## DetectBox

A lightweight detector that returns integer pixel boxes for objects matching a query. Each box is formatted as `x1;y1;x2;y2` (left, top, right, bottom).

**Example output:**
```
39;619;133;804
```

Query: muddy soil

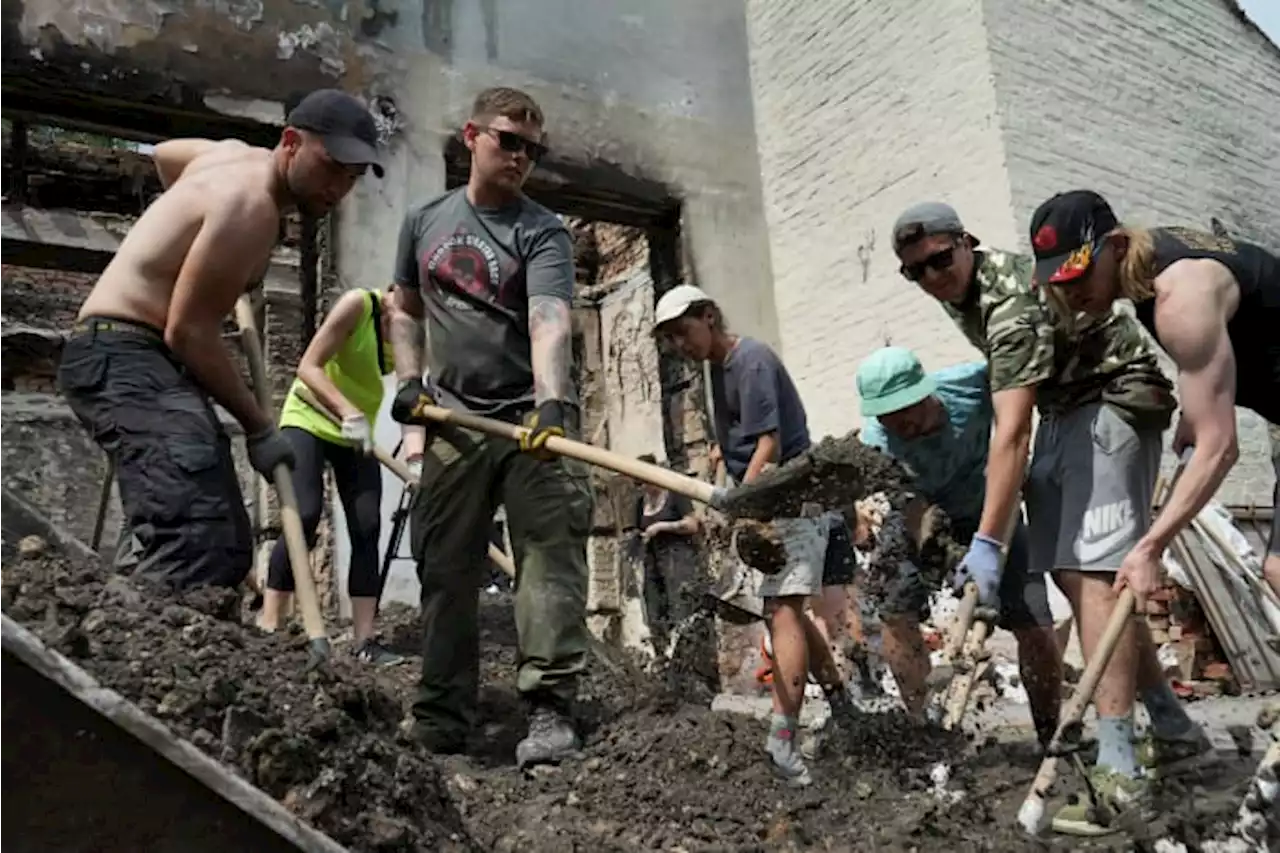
3;544;1256;852
722;431;917;521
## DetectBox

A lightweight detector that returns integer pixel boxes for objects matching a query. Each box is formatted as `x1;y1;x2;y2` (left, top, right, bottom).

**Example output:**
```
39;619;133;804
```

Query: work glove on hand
340;414;374;455
390;378;435;426
519;400;566;460
951;533;1003;613
247;426;295;476
405;455;424;482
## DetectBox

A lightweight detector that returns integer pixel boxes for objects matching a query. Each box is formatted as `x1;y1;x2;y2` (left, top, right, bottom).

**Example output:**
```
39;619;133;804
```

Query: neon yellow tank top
278;289;395;444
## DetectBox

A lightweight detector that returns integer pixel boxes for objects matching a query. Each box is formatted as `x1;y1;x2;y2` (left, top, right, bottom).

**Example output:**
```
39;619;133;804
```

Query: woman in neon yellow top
259;285;424;665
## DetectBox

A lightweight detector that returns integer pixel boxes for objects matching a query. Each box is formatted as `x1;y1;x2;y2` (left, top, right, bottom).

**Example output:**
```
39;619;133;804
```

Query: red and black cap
1029;190;1118;286
287;89;384;178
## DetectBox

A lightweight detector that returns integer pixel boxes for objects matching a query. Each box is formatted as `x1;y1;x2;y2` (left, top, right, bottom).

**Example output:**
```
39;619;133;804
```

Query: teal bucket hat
856;347;936;417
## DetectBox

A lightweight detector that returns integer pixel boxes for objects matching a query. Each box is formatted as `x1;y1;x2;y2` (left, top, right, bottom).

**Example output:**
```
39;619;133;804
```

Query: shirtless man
58;89;383;591
1031;190;1280;603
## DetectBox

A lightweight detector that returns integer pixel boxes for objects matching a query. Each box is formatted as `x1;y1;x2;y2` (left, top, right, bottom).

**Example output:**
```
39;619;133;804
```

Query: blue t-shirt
860;362;991;529
710;337;812;483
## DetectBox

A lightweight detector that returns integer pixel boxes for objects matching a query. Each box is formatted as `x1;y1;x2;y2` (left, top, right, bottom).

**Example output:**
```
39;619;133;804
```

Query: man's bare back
78;139;280;331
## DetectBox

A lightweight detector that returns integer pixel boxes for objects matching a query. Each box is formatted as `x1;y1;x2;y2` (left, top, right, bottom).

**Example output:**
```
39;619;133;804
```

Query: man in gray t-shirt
387;87;592;771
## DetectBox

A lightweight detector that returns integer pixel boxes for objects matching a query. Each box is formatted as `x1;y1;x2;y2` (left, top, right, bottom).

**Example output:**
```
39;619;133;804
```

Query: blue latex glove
951;533;1003;608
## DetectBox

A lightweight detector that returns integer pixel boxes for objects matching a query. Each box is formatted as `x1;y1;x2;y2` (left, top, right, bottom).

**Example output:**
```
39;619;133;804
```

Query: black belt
74;316;165;342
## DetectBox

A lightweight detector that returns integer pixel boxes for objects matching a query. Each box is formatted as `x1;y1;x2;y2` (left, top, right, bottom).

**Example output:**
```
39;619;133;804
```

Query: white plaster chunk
598;275;665;463
19;0;173;53
276;21;346;77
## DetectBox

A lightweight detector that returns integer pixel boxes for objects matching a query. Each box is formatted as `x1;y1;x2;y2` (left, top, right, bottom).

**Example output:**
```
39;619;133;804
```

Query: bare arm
295;290;368;420
743;431;781;484
1135;266;1240;557
165;193;279;434
530;294;575;405
152;139;223;189
979;386;1036;541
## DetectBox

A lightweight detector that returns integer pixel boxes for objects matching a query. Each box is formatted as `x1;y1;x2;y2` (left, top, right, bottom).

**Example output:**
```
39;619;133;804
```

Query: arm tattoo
390;310;426;380
529;294;574;405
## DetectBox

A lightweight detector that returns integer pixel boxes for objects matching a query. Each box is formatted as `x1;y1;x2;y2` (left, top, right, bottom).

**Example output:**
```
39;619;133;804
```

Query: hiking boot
1137;726;1218;780
766;727;813;787
354;639;405;667
515;705;581;769
1051;765;1152;837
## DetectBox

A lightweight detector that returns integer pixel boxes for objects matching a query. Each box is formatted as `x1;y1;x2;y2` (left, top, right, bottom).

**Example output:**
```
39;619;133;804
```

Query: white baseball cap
653;283;715;327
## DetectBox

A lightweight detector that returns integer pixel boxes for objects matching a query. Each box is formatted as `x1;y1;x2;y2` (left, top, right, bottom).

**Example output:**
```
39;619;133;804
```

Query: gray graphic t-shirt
393;187;575;419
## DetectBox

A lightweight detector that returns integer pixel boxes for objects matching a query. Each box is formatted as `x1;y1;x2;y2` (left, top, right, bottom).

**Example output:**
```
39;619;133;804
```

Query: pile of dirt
5;540;1251;852
721;430;918;521
3;548;473;852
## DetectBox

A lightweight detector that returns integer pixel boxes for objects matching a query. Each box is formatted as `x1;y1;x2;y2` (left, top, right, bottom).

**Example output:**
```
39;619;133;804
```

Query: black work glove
390;377;436;426
519;400;566;460
246;426;295;475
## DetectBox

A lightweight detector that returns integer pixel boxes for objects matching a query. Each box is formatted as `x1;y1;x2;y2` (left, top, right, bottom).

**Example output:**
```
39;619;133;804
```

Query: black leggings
266;427;383;598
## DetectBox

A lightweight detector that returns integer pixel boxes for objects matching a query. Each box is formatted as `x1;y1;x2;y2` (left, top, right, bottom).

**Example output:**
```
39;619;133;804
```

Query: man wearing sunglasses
893;203;1209;835
388;87;592;771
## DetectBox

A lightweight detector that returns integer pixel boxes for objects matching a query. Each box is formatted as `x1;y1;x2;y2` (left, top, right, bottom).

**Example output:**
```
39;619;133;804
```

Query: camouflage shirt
942;250;1175;431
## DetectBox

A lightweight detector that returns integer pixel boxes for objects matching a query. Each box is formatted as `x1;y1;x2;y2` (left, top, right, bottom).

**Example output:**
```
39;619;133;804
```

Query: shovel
294;385;630;676
939;499;1022;730
404;403;888;522
235;298;330;668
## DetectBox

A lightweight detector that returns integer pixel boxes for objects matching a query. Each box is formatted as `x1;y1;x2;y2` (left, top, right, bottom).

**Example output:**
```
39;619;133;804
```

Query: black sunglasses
477;126;548;163
900;247;957;282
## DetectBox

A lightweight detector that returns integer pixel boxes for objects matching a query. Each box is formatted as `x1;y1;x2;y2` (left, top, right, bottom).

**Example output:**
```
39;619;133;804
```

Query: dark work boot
515;703;581;769
408;719;467;756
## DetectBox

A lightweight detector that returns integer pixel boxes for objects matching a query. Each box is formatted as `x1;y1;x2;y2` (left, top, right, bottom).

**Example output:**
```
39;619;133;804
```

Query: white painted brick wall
984;0;1280;504
746;0;1277;507
746;0;1018;440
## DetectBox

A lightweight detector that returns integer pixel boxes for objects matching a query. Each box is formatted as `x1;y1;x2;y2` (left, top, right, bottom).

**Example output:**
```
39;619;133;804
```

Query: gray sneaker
766;727;813;787
516;705;581;769
354;639;405;666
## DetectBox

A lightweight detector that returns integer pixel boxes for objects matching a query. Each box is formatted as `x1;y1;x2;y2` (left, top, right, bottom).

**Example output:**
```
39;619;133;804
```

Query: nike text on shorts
1025;403;1161;572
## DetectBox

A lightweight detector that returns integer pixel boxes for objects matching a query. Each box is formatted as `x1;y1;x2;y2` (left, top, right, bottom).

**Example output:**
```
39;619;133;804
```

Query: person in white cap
653;283;854;786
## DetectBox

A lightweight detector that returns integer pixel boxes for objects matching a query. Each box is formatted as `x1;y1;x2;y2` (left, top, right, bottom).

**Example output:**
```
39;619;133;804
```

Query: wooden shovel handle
293;385;513;577
411;403;723;508
234;297;328;645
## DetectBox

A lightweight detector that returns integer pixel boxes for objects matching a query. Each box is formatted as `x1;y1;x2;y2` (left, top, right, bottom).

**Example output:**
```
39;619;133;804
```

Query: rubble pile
1;541;1255;852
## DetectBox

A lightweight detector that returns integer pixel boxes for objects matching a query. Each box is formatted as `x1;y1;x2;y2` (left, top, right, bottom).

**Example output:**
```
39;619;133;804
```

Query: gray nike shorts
1025;403;1162;573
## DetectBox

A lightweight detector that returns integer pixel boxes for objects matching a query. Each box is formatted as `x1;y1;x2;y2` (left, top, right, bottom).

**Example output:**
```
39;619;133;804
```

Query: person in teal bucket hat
854;346;1062;749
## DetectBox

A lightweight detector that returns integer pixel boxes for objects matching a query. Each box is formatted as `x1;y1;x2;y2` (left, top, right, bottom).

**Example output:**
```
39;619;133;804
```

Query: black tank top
1134;227;1280;425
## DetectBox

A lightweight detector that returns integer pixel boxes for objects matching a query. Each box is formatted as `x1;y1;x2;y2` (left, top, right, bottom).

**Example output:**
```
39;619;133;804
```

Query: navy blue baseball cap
287;89;384;178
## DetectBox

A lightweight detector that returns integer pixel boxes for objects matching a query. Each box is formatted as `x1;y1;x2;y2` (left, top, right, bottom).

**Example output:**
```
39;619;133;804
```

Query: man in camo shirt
892;203;1212;836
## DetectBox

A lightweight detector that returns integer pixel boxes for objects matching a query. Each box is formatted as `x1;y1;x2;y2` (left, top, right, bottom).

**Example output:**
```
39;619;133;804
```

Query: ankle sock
1096;713;1140;778
1141;680;1196;739
769;713;798;739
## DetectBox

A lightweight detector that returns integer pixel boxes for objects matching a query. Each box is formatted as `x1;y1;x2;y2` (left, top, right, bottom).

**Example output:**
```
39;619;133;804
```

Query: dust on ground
3;545;1261;852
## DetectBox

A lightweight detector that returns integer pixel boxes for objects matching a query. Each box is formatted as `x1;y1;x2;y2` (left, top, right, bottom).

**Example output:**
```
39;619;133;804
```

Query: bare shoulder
1154;257;1239;318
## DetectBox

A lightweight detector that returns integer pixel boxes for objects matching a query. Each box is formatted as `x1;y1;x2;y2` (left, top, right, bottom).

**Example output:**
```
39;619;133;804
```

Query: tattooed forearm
390;289;426;380
529;294;574;405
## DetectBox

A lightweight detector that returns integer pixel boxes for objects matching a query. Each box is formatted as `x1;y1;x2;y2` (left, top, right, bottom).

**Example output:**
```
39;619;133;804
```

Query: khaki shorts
754;516;829;599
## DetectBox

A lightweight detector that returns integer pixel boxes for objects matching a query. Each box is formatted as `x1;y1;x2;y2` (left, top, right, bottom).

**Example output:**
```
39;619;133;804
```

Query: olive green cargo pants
408;417;593;745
